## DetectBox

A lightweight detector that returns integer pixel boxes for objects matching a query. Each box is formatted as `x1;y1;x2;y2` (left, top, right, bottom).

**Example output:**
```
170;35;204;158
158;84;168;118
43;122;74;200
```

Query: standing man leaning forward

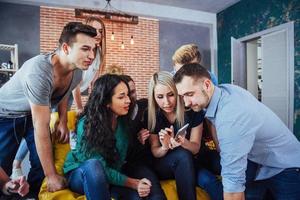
0;22;97;196
174;63;300;200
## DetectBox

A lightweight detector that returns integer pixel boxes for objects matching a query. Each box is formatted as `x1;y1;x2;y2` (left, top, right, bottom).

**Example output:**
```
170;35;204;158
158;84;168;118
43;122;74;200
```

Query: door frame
231;21;294;131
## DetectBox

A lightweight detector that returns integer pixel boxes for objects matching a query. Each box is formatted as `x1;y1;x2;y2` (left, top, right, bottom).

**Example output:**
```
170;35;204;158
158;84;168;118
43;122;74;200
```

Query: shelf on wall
0;69;17;72
0;44;19;87
0;43;19;70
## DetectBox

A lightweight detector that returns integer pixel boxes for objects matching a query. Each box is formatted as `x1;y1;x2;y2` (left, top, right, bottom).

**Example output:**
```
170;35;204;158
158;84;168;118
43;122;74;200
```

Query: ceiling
129;0;240;13
0;0;240;14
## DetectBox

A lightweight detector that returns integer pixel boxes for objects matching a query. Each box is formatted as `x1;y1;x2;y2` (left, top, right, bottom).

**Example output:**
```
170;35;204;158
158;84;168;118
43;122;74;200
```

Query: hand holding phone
174;123;189;140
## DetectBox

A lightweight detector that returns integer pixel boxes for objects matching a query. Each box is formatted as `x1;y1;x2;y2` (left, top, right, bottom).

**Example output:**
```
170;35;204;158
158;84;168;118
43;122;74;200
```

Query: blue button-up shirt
206;84;300;193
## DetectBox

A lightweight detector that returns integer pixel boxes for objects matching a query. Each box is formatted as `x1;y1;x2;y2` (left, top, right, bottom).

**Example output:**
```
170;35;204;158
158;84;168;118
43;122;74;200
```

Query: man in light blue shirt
174;63;300;200
172;44;222;200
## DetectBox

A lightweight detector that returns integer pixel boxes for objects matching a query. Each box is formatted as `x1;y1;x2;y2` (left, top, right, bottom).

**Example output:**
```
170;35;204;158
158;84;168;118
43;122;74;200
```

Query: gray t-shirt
0;53;82;117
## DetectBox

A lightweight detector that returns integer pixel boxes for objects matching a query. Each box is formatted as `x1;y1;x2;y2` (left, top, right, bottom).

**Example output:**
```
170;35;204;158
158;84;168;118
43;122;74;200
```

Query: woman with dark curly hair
63;74;165;200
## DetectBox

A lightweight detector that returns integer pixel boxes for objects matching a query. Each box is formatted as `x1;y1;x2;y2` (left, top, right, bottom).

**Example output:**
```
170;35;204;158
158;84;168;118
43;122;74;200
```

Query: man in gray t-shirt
0;22;97;197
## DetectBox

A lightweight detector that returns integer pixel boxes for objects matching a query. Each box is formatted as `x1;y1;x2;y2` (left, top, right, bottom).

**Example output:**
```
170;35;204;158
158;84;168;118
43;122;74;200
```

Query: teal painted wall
217;0;300;138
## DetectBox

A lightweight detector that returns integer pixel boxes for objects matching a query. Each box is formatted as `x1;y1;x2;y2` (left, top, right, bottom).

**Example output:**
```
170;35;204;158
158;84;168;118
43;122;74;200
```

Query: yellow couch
39;111;210;200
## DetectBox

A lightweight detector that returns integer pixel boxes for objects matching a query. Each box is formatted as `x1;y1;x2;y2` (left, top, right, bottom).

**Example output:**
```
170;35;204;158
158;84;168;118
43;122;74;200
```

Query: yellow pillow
39;111;210;200
161;180;210;200
39;111;85;200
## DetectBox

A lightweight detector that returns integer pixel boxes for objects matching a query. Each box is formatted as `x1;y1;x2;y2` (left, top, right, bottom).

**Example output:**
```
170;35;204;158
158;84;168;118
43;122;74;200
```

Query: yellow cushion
161;180;210;200
39;111;210;200
39;111;85;200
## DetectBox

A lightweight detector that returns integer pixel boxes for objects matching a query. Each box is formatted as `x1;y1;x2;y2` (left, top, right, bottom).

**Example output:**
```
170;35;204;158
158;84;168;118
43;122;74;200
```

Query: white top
80;48;101;92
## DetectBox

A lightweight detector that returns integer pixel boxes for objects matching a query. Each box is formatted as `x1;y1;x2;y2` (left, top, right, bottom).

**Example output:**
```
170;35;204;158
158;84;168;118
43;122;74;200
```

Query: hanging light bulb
130;35;134;45
120;24;125;49
111;31;115;41
111;20;115;41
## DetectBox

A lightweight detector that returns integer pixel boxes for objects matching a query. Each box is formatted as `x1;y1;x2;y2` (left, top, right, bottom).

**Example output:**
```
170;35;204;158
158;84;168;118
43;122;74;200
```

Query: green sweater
63;116;129;186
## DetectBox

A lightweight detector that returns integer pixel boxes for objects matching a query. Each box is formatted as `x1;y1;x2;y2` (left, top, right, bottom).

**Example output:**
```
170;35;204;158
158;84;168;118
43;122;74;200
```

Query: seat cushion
39;111;210;200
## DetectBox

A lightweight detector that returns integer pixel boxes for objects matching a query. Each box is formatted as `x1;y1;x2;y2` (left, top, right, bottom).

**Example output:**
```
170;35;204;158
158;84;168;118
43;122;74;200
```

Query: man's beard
192;89;209;111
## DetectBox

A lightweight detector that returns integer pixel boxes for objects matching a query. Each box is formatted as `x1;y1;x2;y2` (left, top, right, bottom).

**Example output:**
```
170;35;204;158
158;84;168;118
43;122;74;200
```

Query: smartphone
174;123;189;140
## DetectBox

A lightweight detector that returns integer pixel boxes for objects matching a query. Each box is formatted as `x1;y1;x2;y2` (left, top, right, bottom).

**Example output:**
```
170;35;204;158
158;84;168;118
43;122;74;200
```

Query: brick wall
40;6;159;101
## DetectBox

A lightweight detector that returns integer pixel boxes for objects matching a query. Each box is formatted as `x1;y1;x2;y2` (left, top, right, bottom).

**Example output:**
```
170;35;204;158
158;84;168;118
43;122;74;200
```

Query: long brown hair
81;74;129;166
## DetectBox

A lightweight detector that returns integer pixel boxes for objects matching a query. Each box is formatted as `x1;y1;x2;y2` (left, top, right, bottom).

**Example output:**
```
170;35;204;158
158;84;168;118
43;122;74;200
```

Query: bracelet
161;146;168;151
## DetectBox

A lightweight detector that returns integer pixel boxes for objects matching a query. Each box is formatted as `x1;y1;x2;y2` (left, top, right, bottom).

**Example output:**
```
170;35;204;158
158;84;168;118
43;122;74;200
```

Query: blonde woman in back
142;71;204;200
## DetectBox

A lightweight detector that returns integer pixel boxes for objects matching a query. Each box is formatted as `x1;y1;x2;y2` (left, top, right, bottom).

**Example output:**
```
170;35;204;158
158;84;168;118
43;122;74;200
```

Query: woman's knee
83;159;104;169
197;168;218;188
81;159;106;180
173;148;194;164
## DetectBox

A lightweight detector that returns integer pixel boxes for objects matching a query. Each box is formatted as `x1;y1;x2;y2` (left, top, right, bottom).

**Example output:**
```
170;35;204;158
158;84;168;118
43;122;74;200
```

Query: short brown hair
173;63;211;84
58;22;96;48
172;43;201;66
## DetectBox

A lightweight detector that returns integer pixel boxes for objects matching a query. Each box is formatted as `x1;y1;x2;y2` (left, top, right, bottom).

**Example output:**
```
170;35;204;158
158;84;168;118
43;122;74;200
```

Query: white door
246;40;259;99
231;37;246;88
261;30;291;129
231;22;294;132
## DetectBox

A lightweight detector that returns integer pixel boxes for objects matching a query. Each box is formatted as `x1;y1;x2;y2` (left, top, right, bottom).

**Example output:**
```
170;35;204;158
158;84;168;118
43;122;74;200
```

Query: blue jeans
197;147;221;175
14;139;28;161
0;116;44;197
245;160;300;200
196;149;223;200
152;147;196;200
67;159;166;200
111;162;166;200
66;159;110;200
197;167;223;200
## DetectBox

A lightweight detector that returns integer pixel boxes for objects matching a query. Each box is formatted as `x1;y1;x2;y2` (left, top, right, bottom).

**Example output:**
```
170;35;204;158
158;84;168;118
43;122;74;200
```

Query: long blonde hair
85;16;106;74
148;71;185;132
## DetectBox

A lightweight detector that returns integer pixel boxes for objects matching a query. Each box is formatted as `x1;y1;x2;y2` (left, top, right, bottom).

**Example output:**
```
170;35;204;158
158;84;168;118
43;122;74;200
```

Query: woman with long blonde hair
145;71;204;200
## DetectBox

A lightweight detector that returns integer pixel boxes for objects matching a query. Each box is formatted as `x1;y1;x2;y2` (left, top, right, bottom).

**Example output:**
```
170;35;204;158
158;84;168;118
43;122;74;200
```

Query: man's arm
217;122;255;199
224;192;245;200
30;103;66;192
56;96;69;143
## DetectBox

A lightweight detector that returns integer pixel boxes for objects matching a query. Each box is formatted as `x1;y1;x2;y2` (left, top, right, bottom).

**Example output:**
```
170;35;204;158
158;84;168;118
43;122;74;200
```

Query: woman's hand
158;129;172;149
165;125;184;149
164;125;175;138
137;129;150;145
137;178;152;197
170;135;185;149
